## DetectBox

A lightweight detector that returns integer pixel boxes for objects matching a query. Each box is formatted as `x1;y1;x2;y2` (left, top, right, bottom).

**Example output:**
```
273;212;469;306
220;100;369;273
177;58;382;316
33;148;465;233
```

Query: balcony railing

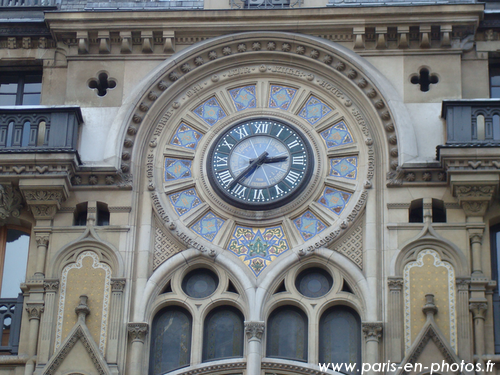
0;294;23;354
442;99;500;146
0;0;56;7
0;106;83;153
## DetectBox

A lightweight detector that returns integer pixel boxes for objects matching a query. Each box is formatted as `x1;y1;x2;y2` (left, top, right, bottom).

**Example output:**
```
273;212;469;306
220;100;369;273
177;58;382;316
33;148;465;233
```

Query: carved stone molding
20;182;69;220
26;303;44;320
110;278;126;292
36;234;50;247
176;362;246;375
0;183;23;224
127;323;149;343
244;321;265;341
469;302;488;320
362;322;383;342
388;278;404;291
451;182;497;217
44;279;60;292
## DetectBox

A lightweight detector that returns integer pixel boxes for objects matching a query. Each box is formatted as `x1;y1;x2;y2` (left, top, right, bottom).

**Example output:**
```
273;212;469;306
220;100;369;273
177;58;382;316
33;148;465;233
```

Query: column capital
245;321;265;341
388;278;404;291
469;302;488;319
362;322;383;342
44;279;59;292
128;322;149;343
26;302;44;320
36;234;50;247
111;278;126;292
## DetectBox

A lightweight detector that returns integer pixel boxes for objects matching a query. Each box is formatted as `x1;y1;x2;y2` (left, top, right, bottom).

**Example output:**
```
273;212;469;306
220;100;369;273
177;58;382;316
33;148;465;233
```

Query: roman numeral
218;170;233;186
235;127;248;139
253;189;265;200
216;156;228;166
292;155;305;165
287;140;300;149
285;171;301;185
222;139;234;150
232;184;247;197
254;123;269;133
276;128;283;137
275;185;284;195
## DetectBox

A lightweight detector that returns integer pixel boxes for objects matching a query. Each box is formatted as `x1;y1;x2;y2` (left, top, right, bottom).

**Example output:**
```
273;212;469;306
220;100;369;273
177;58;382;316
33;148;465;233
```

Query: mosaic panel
228;226;289;276
330;156;358;179
317;187;351;215
169;188;202;216
320;121;354;148
229;85;257;111
191;212;225;241
298;96;332;124
269;85;297;110
164;159;192;181
193;97;226;126
403;250;456;354
293;211;327;241
170;123;202;150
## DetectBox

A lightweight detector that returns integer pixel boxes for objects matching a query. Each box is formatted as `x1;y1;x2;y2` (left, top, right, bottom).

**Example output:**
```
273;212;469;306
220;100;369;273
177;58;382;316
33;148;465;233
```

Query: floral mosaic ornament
317;187;351;215
298;96;332;124
191;212;225;241
229;85;257;111
293;211;327;241
269;85;297;110
330;156;358;179
193;97;226;126
169;189;201;216
164;159;192;181
228;226;289;276
170;123;202;150
320;121;354;148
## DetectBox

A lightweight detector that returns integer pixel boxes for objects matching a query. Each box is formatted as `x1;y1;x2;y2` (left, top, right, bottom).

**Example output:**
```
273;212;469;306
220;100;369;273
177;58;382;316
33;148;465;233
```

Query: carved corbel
245;321;265;341
120;31;132;53
141;31;153;53
163;31;175;53
451;180;497;217
98;30;110;54
362;322;383;343
376;27;387;49
398;26;409;49
20;179;69;221
0;183;23;225
77;31;89;54
441;25;452;47
128;323;149;343
353;27;365;49
420;26;431;48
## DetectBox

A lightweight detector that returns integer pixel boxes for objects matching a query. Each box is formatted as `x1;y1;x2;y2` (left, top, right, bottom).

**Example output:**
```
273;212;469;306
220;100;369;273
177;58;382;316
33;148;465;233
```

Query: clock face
207;119;313;210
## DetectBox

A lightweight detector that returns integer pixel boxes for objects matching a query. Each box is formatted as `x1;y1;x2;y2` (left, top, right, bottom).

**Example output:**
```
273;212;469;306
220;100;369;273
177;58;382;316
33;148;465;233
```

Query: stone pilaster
37;280;59;365
107;278;126;364
456;279;472;362
387;278;403;362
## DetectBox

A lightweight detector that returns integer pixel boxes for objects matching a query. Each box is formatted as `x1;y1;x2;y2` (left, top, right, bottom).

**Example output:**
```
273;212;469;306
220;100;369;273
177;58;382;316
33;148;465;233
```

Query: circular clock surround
207;118;314;211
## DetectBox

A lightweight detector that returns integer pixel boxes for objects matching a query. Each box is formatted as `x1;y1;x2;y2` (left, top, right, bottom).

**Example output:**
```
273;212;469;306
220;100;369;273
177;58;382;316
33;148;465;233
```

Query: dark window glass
491;224;500;353
319;306;361;375
149;306;192;375
432;199;446;223
202;306;244;362
267;306;307;361
295;267;333;298
409;199;423;223
0;72;42;106
182;269;218;298
492;65;500;98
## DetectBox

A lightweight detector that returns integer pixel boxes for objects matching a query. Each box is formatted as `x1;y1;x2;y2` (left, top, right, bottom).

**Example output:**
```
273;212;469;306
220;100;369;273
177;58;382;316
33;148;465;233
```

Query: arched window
202;306;244;362
267;305;308;362
149;306;192;375
319;306;361;375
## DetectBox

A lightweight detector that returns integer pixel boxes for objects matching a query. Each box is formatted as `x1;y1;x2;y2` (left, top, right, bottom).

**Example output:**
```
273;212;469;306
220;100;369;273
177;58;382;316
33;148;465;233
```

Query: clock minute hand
248;155;288;164
228;151;268;189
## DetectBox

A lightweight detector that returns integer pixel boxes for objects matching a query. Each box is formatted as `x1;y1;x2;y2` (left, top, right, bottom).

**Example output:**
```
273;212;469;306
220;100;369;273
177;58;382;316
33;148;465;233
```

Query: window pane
492;87;500;98
0;95;16;106
1;229;29;298
22;94;40;105
319;306;361;375
492;76;500;86
23;83;41;94
150;306;192;375
0;84;18;94
267;306;308;361
203;306;244;361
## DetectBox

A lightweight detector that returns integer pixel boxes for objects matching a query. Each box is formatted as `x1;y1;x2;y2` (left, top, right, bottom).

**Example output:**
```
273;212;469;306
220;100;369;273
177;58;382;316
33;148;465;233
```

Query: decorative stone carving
362;322;383;342
0;183;23;224
44;279;60;292
110;278;126;292
388;279;404;291
127;323;149;343
21;185;67;220
26;303;44;320
469;302;488;320
36;235;50;247
244;321;265;341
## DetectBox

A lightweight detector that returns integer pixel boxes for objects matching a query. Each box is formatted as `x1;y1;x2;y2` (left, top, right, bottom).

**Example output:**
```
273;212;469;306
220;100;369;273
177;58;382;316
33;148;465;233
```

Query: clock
207;119;313;210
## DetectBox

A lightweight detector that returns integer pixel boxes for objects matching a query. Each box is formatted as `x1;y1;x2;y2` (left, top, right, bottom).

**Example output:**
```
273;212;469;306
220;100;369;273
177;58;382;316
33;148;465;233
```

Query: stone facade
0;0;500;374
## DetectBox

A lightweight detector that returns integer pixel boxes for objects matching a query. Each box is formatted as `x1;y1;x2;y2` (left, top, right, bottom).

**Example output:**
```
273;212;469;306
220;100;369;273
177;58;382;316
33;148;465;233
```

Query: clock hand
228;151;268;189
248;155;288;164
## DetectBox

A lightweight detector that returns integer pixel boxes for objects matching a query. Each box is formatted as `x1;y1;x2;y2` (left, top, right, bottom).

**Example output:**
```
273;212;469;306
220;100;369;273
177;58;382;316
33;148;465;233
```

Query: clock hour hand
228;151;268;189
248;155;288;164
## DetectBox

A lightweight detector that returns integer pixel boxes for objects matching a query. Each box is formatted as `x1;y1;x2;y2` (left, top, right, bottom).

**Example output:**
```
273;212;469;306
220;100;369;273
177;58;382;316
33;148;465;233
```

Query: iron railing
0;294;23;354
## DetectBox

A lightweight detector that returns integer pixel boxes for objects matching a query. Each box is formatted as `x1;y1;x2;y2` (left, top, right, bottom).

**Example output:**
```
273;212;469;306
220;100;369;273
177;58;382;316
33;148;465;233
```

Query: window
491;224;500;353
409;199;423;223
432;199;446;223
202;306;244;362
491;65;500;98
319;306;361;375
149;306;192;375
0;71;42;106
96;202;110;226
267;305;308;361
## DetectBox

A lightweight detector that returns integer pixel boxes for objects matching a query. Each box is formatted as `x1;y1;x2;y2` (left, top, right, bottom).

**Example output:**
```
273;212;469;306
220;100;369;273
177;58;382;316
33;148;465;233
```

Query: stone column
387;278;403;362
470;302;488;369
127;323;149;375
24;302;44;375
245;321;265;375
456;279;472;362
34;234;50;276
362;322;383;374
470;232;484;275
107;278;126;365
37;280;59;365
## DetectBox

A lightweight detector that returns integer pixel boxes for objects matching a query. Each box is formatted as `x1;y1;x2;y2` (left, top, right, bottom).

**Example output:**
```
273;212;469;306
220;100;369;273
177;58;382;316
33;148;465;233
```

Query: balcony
0;0;56;7
0;294;23;354
0;106;83;154
441;99;500;146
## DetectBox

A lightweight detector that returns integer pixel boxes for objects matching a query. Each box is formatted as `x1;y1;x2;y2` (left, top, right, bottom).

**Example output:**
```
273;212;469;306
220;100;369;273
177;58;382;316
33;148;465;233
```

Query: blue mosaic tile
164;159;192;181
228;226;289;276
191;212;224;241
193;97;226;126
320;121;354;148
269;85;297;110
170;123;202;150
169;188;202;216
293;211;327;241
229;85;256;111
330;156;358;179
317;187;351;215
298;96;332;124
